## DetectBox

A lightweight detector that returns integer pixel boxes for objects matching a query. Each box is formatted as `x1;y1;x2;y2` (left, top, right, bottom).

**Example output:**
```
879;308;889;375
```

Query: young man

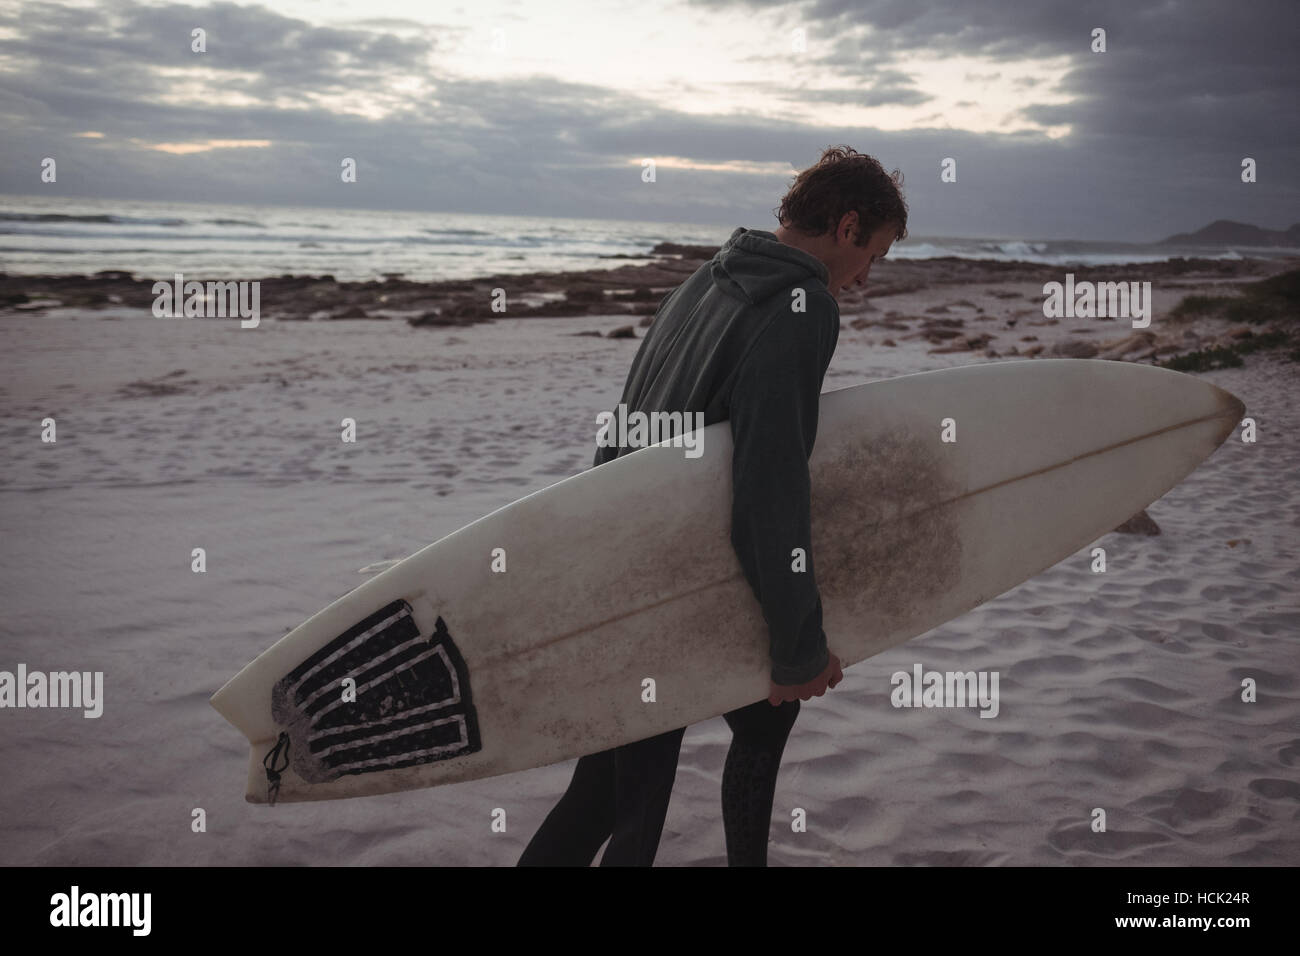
518;145;908;867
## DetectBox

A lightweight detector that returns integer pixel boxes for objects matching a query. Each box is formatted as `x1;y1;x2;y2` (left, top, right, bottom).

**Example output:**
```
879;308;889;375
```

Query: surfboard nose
1203;381;1247;445
1211;383;1247;423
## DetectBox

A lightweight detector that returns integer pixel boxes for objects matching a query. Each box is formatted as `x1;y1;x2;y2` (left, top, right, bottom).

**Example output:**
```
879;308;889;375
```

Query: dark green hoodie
594;227;839;685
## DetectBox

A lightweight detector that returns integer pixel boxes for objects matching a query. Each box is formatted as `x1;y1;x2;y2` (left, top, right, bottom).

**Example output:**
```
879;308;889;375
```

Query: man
518;145;908;867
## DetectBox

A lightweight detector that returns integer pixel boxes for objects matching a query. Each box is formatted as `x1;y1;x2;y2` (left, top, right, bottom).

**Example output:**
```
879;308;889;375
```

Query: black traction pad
270;599;481;784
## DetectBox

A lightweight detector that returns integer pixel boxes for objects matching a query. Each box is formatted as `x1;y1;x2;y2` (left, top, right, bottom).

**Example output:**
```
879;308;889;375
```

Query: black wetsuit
518;227;839;866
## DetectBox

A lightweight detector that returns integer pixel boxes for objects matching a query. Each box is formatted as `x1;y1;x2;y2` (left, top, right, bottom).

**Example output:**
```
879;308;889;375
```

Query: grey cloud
0;0;1295;240
690;0;1300;144
0;0;436;95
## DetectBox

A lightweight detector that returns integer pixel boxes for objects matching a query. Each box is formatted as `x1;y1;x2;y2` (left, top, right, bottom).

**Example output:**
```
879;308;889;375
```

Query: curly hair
775;145;908;245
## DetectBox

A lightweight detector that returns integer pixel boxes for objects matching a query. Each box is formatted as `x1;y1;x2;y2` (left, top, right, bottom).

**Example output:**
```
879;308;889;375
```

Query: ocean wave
0;212;185;226
982;240;1049;257
420;228;492;237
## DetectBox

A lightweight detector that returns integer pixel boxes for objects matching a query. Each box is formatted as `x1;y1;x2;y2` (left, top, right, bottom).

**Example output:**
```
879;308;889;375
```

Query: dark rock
1050;339;1100;358
409;310;477;327
930;333;992;354
1113;508;1161;535
566;285;608;303
525;300;591;317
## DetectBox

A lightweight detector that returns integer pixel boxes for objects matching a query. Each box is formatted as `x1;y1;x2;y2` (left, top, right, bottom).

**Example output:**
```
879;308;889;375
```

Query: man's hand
768;652;843;705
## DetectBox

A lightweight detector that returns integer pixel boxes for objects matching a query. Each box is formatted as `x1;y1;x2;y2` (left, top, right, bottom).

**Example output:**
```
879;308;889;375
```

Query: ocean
1;194;1291;282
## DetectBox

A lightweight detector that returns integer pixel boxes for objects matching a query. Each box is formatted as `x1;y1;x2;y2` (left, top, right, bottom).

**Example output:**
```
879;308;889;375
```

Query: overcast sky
2;0;1296;240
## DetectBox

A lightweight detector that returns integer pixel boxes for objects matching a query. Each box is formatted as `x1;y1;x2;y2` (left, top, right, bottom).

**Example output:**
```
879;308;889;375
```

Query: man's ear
837;211;858;244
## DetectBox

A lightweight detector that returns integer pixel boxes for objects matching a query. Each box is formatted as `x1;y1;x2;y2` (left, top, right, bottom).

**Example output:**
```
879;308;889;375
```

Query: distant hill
1158;219;1300;247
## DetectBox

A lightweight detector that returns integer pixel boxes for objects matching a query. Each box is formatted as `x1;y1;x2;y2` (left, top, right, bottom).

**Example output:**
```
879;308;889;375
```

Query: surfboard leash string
263;731;291;806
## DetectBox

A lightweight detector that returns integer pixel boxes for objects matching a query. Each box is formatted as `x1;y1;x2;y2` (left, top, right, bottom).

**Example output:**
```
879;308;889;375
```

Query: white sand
1;301;1296;866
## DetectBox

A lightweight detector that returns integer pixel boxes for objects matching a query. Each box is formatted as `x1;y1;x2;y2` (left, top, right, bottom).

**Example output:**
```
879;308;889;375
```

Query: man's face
827;219;896;300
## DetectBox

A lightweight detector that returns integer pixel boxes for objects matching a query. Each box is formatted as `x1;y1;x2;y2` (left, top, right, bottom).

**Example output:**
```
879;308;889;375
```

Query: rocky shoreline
2;248;1296;366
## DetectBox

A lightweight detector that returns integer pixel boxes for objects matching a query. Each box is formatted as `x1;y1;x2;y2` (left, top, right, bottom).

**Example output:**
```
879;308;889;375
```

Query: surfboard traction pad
268;599;481;789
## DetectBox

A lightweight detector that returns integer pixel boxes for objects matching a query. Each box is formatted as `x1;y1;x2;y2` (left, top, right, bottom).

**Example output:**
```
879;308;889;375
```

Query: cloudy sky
2;0;1296;239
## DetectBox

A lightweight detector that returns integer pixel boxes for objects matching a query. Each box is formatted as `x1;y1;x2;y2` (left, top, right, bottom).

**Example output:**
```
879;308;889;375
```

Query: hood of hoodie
709;227;831;305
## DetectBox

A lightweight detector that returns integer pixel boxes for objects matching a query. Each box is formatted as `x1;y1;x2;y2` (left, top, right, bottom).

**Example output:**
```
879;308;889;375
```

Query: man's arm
728;293;838;686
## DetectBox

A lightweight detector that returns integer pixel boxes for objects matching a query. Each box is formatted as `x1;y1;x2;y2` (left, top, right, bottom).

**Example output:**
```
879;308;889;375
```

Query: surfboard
211;359;1245;804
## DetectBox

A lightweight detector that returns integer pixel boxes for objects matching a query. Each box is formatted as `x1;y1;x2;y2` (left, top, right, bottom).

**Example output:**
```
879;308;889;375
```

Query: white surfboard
211;359;1244;804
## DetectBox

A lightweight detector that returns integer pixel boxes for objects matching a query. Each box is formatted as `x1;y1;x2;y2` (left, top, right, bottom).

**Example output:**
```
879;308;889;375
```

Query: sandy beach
1;254;1297;866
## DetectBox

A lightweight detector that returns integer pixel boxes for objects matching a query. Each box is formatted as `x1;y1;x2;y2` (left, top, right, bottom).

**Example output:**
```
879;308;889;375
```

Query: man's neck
773;225;833;271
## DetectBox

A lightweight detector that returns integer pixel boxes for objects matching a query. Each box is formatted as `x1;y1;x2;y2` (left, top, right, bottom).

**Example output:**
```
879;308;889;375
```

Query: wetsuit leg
721;698;800;867
600;725;688;866
517;749;615;866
